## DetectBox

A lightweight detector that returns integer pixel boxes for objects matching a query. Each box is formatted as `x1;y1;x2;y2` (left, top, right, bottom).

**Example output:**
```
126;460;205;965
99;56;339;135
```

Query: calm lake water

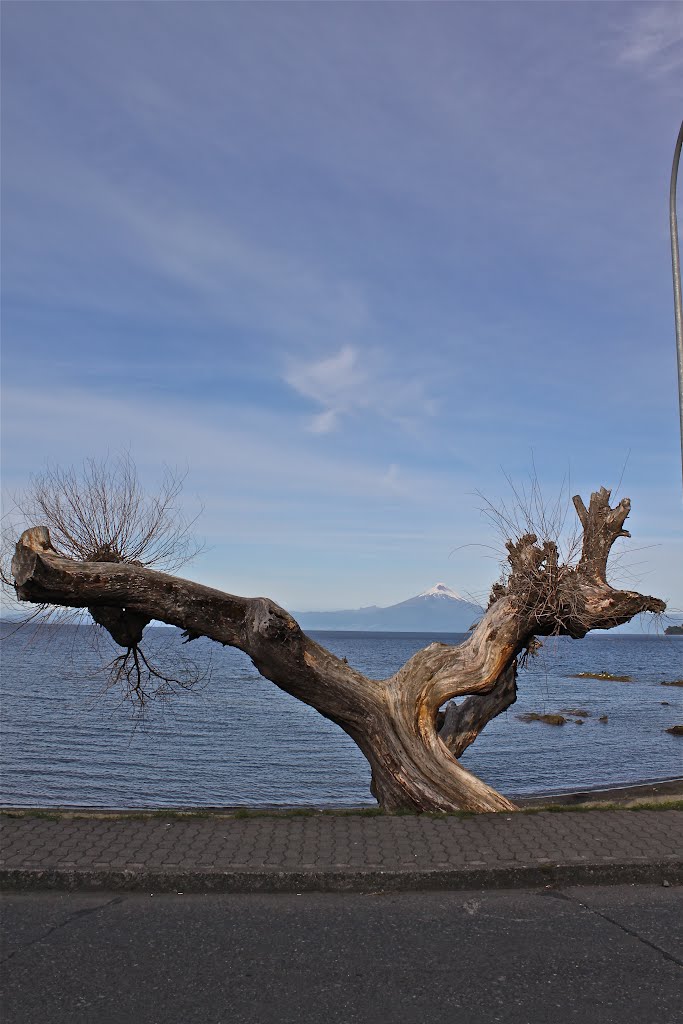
0;624;681;807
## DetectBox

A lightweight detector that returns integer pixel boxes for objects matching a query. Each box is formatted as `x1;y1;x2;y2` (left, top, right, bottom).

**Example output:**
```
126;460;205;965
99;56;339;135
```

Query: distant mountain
294;583;484;633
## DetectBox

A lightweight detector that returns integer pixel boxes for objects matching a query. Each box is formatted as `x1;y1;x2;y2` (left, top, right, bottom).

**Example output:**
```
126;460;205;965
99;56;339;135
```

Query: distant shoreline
3;620;683;637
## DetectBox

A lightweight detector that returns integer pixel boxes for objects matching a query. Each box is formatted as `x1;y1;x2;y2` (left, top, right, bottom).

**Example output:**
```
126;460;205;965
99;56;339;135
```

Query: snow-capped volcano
294;583;484;632
417;582;466;601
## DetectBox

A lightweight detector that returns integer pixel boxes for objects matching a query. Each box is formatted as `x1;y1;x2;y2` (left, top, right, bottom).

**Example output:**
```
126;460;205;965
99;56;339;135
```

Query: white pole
670;120;683;492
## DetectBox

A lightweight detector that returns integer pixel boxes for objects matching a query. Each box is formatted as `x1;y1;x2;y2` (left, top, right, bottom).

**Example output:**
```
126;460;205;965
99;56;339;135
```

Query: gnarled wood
11;489;665;813
438;663;518;759
573;487;631;582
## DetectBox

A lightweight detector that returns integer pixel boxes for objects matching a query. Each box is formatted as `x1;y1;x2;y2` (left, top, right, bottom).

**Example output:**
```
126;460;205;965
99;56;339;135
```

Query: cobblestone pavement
1;810;681;892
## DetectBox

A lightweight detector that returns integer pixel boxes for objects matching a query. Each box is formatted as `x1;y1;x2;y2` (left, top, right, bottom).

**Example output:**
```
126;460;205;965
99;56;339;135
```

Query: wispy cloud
1;384;446;507
284;345;438;433
285;346;367;433
616;3;683;77
3;2;683;608
3;153;371;345
1;380;484;606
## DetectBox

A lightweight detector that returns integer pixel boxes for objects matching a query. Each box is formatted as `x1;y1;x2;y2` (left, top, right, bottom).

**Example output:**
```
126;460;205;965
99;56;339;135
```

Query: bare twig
2;454;203;707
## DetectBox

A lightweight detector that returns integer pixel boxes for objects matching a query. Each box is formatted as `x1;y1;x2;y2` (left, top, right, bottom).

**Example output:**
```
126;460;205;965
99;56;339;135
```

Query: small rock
517;713;567;726
662;880;671;888
571;672;631;682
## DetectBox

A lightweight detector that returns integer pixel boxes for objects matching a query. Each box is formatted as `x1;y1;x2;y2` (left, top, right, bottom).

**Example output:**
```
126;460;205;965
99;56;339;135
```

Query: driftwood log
11;487;665;813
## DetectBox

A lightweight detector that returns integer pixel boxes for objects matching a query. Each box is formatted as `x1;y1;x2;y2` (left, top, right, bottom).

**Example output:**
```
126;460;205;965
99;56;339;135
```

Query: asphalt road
1;886;681;1024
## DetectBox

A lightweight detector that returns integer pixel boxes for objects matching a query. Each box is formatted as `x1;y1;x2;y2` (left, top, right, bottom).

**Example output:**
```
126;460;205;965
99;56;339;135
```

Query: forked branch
573;487;631;582
10;487;665;813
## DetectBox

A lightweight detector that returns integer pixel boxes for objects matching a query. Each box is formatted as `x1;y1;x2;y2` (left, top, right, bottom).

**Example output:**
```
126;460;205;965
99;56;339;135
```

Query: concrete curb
2;860;681;894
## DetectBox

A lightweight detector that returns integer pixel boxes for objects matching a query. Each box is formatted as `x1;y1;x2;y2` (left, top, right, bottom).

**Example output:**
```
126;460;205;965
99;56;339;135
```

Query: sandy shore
516;777;683;808
2;778;682;817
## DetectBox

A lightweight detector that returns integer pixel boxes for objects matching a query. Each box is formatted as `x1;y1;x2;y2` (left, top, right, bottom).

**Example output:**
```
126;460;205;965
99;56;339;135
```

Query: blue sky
2;1;682;613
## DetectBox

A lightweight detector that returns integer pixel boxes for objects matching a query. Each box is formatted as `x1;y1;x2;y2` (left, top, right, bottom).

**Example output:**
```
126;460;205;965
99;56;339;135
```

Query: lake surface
1;624;681;807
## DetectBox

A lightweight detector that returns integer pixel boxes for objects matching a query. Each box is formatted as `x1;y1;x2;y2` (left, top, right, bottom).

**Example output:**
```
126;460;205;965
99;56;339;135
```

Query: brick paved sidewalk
1;810;681;893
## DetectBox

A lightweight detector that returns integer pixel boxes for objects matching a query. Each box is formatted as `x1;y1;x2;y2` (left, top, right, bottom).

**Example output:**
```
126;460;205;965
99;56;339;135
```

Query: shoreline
515;776;683;807
2;777;682;817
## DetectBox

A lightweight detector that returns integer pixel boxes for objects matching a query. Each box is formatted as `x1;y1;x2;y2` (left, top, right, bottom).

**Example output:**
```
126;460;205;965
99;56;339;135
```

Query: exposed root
105;642;208;715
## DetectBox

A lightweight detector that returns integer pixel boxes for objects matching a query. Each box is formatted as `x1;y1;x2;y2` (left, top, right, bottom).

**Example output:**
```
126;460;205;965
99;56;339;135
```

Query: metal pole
670;119;683;492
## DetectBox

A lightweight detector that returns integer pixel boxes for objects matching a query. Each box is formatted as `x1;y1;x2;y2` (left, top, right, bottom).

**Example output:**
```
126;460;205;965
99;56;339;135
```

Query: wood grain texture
11;491;665;813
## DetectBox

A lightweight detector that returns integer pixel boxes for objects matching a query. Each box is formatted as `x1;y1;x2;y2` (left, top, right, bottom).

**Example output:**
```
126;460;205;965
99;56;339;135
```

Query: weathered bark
11;488;665;813
438;663;518;759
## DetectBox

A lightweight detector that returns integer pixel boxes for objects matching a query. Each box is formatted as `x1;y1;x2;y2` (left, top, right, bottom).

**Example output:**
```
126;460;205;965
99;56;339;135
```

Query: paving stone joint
1;809;681;893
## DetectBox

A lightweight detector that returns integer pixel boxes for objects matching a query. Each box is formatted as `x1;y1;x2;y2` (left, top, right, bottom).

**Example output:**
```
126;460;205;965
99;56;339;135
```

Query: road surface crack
546;890;682;968
1;895;126;965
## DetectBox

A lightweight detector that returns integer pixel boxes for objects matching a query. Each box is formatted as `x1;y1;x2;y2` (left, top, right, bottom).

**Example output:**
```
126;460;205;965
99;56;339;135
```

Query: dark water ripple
1;624;681;807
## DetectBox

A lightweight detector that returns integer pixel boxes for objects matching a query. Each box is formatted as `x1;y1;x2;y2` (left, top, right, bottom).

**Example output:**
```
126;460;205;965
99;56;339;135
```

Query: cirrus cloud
284;344;438;434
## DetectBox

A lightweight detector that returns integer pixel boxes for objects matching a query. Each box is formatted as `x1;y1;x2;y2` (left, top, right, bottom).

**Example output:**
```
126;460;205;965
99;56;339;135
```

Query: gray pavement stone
0;809;681;892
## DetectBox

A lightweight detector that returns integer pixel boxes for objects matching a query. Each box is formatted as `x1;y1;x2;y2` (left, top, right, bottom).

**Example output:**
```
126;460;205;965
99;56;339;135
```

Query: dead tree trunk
11;487;665;813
